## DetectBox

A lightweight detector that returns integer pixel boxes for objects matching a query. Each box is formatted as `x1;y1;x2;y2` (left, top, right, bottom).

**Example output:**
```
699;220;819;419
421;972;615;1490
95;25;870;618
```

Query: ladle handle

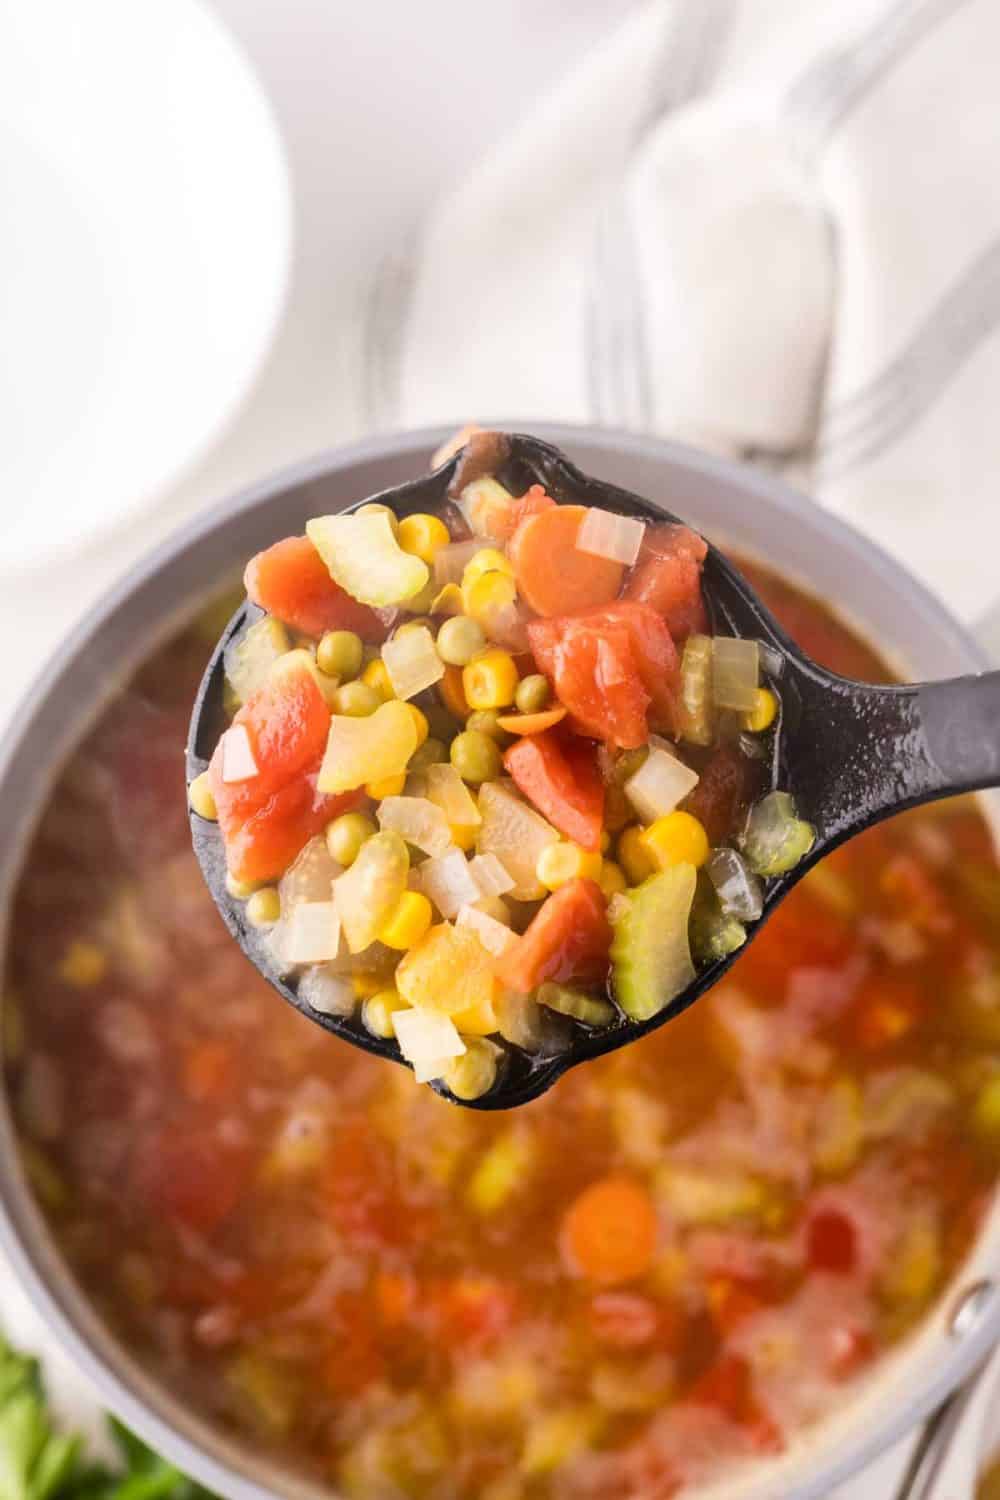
787;670;1000;849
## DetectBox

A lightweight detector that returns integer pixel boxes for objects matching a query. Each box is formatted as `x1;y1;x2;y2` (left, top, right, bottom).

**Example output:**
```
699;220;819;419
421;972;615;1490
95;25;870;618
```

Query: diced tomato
680;744;759;846
527;601;679;749
133;1129;249;1234
503;731;604;851
245;535;391;641
498;878;611;994
624;524;709;641
325;1295;385;1395
806;1209;857;1273
216;770;361;885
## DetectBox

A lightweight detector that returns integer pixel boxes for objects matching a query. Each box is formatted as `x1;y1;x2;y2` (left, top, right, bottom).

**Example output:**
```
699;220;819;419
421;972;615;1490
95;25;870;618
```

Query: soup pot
1;425;998;1500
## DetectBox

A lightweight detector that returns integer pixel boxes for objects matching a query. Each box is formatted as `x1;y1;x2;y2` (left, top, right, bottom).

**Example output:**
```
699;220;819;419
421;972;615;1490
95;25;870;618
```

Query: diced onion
382;626;445;700
221;725;258;783
706;847;763;922
279;837;341;909
576;508;645;566
434;538;484;589
677;634;714;747
456;904;518;959
476;781;559;901
741;791;816;877
333;831;410;952
280;902;341;965
377;796;452;856
468;852;515;898
624;747;699;825
415;848;481;919
394;1007;466;1083
424;763;482;828
298;966;355;1017
711;638;760;712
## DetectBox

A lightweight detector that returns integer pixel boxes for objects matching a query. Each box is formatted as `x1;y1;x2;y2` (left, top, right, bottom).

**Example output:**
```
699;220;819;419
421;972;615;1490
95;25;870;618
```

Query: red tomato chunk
245;535;391;641
503;731;605;851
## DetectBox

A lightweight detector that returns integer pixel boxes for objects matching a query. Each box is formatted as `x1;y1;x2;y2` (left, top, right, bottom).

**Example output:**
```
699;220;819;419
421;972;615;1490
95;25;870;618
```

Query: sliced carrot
497;877;611;994
509;505;624;617
560;1176;659;1285
439;663;470;720
495;706;567;736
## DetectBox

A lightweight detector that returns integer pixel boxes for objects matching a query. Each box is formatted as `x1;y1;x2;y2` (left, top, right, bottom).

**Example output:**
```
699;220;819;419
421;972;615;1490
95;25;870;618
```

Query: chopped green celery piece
317;699;418;793
537;983;615;1028
307;511;428;606
711;637;759;712
742;790;816;877
690;876;747;964
656;1162;769;1225
677;634;714;746
333;831;409;953
223;616;290;706
610;865;696;1021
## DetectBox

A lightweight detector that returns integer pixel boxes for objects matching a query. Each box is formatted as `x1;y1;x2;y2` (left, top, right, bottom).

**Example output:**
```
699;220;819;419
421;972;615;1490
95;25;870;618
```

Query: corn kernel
352;971;385;999
188;771;217;821
379;891;433;950
366;772;407;799
639;811;710;871
403;702;430;748
536;842;602;891
246;888;281;928
463;569;517;624
397;512;451;564
451;997;500;1038
444;1039;498;1100
362;988;409;1039
463;548;514;587
599;860;628;899
450;822;478;852
361;657;395;701
58;940;108;988
742;687;778;733
617;826;657;885
464;649;519;710
439;663;471;720
226;872;258;900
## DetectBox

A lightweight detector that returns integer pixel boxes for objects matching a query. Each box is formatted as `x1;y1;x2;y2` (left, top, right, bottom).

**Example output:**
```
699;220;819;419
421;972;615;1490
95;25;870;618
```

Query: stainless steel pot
1;425;998;1500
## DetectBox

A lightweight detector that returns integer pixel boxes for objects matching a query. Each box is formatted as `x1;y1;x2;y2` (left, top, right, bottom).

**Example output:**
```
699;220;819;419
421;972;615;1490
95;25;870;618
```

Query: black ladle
186;433;1000;1109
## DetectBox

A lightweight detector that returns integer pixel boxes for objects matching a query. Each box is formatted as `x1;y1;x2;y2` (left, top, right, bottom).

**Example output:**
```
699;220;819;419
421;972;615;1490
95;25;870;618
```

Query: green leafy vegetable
0;1334;217;1500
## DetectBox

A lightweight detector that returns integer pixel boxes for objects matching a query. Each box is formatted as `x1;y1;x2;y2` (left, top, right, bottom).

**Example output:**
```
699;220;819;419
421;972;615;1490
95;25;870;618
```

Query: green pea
466;709;512;745
317;630;363;681
326;811;378;867
514;674;551;715
332;681;382;717
409;737;447;771
437;615;486;666
450;729;502;785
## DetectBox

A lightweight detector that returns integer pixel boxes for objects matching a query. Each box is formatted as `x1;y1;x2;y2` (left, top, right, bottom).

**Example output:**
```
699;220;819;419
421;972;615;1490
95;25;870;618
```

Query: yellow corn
379;890;433;950
362;989;409;1039
246;888;281;928
451;995;500;1037
463;548;514;587
536;842;603;891
431;583;465;617
444;1039;498;1100
226;872;258;900
617;826;657;885
397;512;451;564
440;663;471;719
639;811;710;870
58;940;108;989
463;649;519;710
403;702;430;748
366;772;407;799
742;687;778;733
188;771;217;821
361;657;395;701
450;822;478;852
351;971;386;999
598;860;628;899
463;569;517;624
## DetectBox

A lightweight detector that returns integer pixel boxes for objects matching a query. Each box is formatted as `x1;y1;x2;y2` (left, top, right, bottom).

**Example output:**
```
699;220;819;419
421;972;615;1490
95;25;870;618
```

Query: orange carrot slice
509;506;624;617
560;1176;659;1285
495;706;567;735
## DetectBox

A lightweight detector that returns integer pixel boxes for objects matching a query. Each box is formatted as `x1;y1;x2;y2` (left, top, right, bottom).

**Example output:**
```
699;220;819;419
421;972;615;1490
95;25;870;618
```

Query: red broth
6;567;1000;1498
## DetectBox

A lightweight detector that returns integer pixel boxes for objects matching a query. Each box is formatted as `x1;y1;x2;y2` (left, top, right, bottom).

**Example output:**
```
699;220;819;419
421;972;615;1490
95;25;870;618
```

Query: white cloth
367;0;1000;630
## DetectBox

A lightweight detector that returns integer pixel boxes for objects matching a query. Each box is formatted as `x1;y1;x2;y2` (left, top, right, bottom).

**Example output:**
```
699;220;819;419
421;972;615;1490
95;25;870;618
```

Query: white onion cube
382;626;444;700
625;747;699;824
425;764;481;827
377;796;452;856
576;508;646;566
298;966;355;1017
221;724;258;783
394;1007;466;1083
468;852;515;898
415;848;481;919
280;902;342;964
456;904;517;959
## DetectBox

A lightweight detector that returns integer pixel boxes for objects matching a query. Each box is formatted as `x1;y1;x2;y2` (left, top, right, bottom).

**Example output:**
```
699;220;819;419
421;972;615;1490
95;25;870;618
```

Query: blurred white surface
0;0;291;569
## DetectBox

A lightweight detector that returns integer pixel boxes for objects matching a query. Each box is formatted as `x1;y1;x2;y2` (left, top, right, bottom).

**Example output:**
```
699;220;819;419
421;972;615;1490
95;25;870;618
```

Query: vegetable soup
6;564;1000;1497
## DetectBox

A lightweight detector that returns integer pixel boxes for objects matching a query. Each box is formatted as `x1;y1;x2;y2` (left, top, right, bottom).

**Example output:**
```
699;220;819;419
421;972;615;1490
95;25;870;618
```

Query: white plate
0;0;291;570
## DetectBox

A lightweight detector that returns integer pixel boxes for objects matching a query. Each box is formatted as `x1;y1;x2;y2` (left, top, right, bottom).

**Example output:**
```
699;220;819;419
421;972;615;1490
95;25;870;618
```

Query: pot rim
0;422;997;1500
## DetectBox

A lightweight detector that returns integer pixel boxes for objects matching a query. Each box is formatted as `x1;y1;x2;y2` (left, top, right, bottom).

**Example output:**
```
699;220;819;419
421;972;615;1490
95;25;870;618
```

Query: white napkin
371;0;1000;629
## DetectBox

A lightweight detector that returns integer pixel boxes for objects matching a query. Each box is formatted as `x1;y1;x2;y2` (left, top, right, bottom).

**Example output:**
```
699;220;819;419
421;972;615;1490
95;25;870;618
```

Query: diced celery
611;865;697;1021
307;511;429;606
711;637;760;712
742;791;816;877
317;700;419;794
706;846;763;921
495;989;571;1055
676;634;714;746
224;616;290;706
690;878;747;964
476;782;558;901
537;983;616;1028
